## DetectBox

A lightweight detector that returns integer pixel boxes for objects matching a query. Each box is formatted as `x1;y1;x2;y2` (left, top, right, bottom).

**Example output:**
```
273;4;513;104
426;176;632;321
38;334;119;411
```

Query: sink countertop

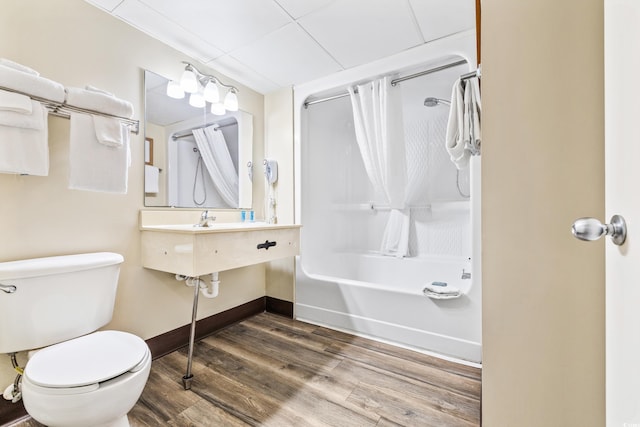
140;222;302;234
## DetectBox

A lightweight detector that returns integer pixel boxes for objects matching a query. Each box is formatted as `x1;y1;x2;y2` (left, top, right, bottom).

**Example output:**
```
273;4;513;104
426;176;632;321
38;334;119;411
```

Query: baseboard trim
146;297;266;359
265;296;293;318
0;296;295;426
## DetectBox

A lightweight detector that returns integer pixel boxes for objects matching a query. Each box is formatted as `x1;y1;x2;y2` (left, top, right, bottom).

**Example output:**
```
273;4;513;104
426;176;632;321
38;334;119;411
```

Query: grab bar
0;283;17;294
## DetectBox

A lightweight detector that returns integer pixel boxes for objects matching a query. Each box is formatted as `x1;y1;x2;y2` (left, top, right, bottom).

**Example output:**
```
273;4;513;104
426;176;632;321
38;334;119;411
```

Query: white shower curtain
349;77;411;257
192;125;239;208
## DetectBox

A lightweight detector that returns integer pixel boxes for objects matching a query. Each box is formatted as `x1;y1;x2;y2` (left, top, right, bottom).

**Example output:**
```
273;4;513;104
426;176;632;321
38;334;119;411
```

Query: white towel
0;103;48;176
0;89;32;114
445;77;482;169
66;87;134;118
144;165;160;193
467;79;482;154
69;113;130;194
0;64;65;103
93;115;124;147
0;97;44;130
0;58;40;76
445;78;469;169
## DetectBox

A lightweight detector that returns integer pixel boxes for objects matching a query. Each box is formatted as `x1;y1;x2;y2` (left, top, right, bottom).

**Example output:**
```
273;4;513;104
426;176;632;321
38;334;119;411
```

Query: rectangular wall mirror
144;70;253;209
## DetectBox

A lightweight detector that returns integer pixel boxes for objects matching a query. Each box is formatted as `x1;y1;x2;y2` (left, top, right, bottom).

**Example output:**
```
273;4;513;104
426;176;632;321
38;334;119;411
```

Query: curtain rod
304;59;477;108
172;120;237;140
0;85;139;134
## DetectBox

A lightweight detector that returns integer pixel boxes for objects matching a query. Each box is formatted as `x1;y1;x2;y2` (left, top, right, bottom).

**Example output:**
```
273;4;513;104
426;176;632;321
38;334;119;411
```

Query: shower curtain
349;77;415;257
192;125;239;208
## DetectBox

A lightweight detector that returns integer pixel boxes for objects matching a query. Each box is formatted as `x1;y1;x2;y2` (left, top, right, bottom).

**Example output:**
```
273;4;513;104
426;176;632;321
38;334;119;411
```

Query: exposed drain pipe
175;273;220;299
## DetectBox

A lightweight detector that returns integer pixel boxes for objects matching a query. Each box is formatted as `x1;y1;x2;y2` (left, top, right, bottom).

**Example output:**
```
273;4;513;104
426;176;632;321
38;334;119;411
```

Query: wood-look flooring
11;313;481;427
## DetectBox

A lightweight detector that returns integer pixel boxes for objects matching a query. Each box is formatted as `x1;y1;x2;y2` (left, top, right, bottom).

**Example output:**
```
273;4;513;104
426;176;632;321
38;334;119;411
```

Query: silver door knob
571;215;627;246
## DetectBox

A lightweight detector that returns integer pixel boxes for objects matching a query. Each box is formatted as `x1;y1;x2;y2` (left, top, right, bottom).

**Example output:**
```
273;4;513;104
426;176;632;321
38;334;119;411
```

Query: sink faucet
198;210;216;227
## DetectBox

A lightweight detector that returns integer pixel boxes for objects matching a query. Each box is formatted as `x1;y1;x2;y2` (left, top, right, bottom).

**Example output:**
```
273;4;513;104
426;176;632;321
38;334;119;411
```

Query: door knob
571;215;627;246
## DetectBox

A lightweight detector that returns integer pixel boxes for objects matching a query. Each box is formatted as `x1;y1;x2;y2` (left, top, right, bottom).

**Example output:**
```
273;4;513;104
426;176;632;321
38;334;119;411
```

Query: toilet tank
0;252;124;354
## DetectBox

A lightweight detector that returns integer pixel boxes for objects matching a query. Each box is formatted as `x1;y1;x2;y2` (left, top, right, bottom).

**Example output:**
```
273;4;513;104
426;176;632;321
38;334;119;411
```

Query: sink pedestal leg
182;276;200;390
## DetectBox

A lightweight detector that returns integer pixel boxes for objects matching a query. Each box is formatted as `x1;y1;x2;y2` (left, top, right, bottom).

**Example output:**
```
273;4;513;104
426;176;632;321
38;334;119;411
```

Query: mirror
144;70;253;209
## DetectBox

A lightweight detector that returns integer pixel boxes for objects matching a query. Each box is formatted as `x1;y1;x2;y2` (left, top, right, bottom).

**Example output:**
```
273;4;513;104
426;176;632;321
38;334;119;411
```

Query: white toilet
0;252;151;427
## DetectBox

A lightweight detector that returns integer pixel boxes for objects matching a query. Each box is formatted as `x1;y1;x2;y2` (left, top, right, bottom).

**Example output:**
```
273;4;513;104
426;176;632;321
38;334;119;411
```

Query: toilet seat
24;331;149;391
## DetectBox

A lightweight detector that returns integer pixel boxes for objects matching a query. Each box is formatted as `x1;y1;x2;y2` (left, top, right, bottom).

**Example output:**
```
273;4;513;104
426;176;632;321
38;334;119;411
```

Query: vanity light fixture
171;62;239;112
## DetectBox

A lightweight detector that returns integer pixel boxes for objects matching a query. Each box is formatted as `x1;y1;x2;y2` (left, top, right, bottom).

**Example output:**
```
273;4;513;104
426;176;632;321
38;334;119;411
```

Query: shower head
424;97;451;107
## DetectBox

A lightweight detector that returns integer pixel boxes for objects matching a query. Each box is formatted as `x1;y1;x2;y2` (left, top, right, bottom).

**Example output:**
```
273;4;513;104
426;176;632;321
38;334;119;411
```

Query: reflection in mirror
144;70;253;209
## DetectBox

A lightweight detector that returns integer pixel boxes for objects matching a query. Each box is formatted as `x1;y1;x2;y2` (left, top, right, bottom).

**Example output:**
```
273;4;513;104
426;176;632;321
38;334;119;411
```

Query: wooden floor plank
10;313;481;427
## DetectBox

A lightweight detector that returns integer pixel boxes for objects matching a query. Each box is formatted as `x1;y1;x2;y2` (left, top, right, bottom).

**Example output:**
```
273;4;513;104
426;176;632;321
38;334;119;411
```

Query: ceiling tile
138;0;292;53
230;23;343;87
207;55;281;94
409;0;475;41
298;0;423;69
114;0;223;62
84;0;123;12
273;0;334;19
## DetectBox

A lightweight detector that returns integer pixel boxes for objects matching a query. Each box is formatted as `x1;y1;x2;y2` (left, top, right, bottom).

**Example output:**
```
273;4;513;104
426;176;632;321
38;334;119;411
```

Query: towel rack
460;65;481;82
0;85;139;134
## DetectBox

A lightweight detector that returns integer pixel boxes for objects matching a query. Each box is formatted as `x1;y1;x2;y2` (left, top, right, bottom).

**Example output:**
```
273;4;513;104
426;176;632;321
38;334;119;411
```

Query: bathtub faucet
461;269;471;280
198;210;216;227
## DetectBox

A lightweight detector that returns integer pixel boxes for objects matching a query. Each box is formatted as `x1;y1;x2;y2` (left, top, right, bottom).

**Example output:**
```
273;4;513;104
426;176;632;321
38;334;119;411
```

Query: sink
142;221;275;232
140;222;301;276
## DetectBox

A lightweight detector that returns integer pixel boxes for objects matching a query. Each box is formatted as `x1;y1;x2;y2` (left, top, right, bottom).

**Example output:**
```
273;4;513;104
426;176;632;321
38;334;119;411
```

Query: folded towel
0;97;44;130
0;103;49;175
423;281;461;295
85;85;114;97
445;78;469;170
0;64;65;103
69;113;130;193
66;87;134;118
0;58;40;76
0;89;32;114
93;115;124;147
144;165;160;193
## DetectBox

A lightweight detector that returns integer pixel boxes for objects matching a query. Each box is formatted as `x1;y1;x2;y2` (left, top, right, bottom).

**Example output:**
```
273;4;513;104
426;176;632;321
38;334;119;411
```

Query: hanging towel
93;115;124;147
0;64;65;103
0;96;43;130
66;87;134;118
144;165;160;193
0;89;32;114
445;78;469;169
0;99;48;176
467;78;482;154
69;113;130;193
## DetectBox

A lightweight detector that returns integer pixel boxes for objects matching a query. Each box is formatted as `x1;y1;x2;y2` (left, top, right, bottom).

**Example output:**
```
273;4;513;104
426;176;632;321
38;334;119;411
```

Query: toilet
0;252;151;427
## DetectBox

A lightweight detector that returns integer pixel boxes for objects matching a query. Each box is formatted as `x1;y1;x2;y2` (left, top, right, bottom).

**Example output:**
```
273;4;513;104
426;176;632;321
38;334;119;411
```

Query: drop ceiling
85;0;475;94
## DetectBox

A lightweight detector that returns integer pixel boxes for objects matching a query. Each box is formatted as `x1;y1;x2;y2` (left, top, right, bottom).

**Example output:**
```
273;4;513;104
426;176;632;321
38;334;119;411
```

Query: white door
605;0;640;424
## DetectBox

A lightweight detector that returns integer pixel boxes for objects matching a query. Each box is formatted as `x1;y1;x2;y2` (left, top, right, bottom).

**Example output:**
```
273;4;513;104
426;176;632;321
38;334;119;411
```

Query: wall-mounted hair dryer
263;159;278;184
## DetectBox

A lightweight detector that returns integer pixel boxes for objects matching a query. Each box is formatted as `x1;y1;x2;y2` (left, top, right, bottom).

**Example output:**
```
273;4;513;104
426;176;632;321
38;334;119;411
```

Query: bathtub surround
295;32;480;363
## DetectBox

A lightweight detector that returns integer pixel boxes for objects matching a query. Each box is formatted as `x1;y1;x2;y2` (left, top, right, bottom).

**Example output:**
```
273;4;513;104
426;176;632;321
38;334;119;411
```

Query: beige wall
0;0;266;387
482;0;605;425
264;88;295;301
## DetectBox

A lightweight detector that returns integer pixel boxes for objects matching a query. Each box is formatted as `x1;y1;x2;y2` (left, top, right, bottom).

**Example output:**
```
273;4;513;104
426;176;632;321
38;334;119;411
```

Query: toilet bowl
21;330;151;427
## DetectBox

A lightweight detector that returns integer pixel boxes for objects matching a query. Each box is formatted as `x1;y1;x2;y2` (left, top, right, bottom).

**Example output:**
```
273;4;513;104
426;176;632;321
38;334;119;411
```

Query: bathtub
295;253;482;364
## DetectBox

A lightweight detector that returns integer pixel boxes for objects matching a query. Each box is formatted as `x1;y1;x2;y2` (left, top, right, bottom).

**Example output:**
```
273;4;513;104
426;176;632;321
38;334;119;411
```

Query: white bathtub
295;253;482;364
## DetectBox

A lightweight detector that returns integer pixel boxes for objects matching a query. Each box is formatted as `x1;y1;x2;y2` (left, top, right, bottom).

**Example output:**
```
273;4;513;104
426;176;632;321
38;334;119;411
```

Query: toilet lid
24;331;149;388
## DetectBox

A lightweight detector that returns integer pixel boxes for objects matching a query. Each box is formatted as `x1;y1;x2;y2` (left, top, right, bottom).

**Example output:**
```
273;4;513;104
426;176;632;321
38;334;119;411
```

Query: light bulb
189;92;206;108
180;68;199;93
166;80;185;99
223;89;239;111
203;80;220;103
211;102;226;116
